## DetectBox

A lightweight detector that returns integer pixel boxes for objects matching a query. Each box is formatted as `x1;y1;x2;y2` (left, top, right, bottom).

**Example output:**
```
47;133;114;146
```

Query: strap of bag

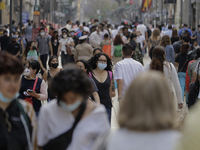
179;59;188;73
33;77;38;91
0;103;24;150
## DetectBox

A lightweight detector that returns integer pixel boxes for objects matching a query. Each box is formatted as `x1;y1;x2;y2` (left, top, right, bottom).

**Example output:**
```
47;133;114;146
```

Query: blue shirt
164;29;172;38
178;28;192;36
165;45;175;65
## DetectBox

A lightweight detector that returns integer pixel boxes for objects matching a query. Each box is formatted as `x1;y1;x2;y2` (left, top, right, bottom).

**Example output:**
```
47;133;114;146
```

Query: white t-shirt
59;37;73;54
106;129;181;150
137;24;147;37
114;58;144;97
136;36;145;49
37;100;110;150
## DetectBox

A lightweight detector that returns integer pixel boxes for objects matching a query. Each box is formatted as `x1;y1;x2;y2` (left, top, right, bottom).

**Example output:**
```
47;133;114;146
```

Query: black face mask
51;63;58;69
12;40;16;43
32;46;37;50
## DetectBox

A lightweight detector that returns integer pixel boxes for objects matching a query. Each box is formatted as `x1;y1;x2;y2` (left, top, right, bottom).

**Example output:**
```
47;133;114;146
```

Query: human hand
28;58;34;61
178;103;183;109
27;90;37;98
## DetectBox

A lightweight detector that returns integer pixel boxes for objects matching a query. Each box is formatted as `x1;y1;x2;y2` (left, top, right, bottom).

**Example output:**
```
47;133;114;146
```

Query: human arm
21;39;25;53
27;80;47;101
22;55;34;65
171;46;175;65
49;41;53;56
92;92;100;104
178;29;182;36
57;43;61;57
117;79;123;101
15;51;20;57
42;70;48;82
38;57;46;72
170;63;184;106
145;31;148;40
142;39;147;50
148;39;151;54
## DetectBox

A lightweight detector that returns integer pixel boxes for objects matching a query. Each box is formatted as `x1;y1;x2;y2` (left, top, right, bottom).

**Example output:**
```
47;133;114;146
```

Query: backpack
102;41;112;58
132;43;143;64
181;28;189;36
114;45;122;57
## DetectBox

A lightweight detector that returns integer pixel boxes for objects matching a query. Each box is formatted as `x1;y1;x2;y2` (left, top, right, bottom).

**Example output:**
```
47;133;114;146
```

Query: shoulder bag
188;63;200;108
43;101;87;150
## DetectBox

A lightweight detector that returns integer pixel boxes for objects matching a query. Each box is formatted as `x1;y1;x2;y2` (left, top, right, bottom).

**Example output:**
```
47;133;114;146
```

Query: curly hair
76;59;94;75
160;35;171;47
150;46;165;72
50;65;94;102
113;34;124;46
89;53;113;71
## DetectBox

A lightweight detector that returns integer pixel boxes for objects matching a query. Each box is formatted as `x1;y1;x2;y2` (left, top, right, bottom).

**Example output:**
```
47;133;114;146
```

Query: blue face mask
59;100;82;112
0;91;19;103
98;63;107;70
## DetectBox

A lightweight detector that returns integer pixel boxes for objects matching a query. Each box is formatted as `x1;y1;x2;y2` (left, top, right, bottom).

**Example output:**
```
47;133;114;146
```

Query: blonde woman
148;28;161;59
94;71;181;150
160;35;175;64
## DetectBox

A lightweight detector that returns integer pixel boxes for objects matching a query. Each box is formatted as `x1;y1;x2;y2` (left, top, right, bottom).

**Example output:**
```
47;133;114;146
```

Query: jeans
178;72;186;101
40;54;48;75
106;108;111;125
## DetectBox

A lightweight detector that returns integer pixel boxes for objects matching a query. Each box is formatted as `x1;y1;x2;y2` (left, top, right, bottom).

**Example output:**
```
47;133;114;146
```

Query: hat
12;35;17;39
69;29;75;33
61;28;69;33
79;35;88;40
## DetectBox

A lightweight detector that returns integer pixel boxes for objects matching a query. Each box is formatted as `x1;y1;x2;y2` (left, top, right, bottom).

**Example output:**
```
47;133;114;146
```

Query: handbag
43;101;87;150
103;41;112;58
24;77;38;104
188;63;200;108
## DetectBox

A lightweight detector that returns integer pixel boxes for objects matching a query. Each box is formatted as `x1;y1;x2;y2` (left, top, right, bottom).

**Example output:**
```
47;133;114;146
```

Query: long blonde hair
118;71;176;131
151;28;160;40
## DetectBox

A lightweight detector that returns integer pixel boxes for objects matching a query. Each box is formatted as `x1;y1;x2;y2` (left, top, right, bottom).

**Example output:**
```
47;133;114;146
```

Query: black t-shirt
51;36;59;55
6;42;21;56
175;53;189;73
171;37;179;44
0;35;10;50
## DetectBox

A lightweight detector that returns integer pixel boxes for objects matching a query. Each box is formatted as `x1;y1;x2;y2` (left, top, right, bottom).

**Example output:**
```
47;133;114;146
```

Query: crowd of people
1;18;200;150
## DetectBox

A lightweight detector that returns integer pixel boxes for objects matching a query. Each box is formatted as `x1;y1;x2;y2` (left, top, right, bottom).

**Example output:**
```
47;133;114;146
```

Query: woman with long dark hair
175;43;190;102
112;34;124;65
76;60;100;103
144;46;183;109
89;53;113;123
51;31;59;56
22;41;44;70
171;28;179;44
43;56;62;101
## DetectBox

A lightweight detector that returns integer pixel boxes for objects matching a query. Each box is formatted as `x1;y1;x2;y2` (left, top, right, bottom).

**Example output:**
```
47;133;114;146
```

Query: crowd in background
1;17;200;150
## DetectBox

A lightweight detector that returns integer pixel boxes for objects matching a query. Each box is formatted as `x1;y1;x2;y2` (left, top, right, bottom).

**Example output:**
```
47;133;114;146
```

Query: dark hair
94;19;99;22
180;43;189;55
150;46;165;72
66;20;71;24
0;52;24;75
182;36;190;43
183;23;187;27
104;33;109;38
196;48;200;59
123;27;128;31
121;22;125;25
172;28;178;38
130;33;137;40
3;30;8;34
113;35;124;45
93;48;103;55
24;41;34;57
28;60;41;74
82;22;86;26
50;27;54;31
76;60;93;75
90;53;112;71
39;28;45;32
168;25;172;29
81;31;87;36
28;23;31;26
50;65;94;101
48;55;58;67
198;25;200;28
122;44;133;56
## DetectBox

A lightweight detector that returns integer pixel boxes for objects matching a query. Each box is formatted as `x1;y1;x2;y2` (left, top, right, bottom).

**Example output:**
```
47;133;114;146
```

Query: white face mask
23;68;31;76
63;35;67;38
40;32;45;36
15;35;19;38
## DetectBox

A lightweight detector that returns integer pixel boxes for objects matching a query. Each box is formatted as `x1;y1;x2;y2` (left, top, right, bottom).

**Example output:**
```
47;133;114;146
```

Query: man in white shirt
66;20;72;31
137;21;148;40
89;27;102;48
114;44;144;101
